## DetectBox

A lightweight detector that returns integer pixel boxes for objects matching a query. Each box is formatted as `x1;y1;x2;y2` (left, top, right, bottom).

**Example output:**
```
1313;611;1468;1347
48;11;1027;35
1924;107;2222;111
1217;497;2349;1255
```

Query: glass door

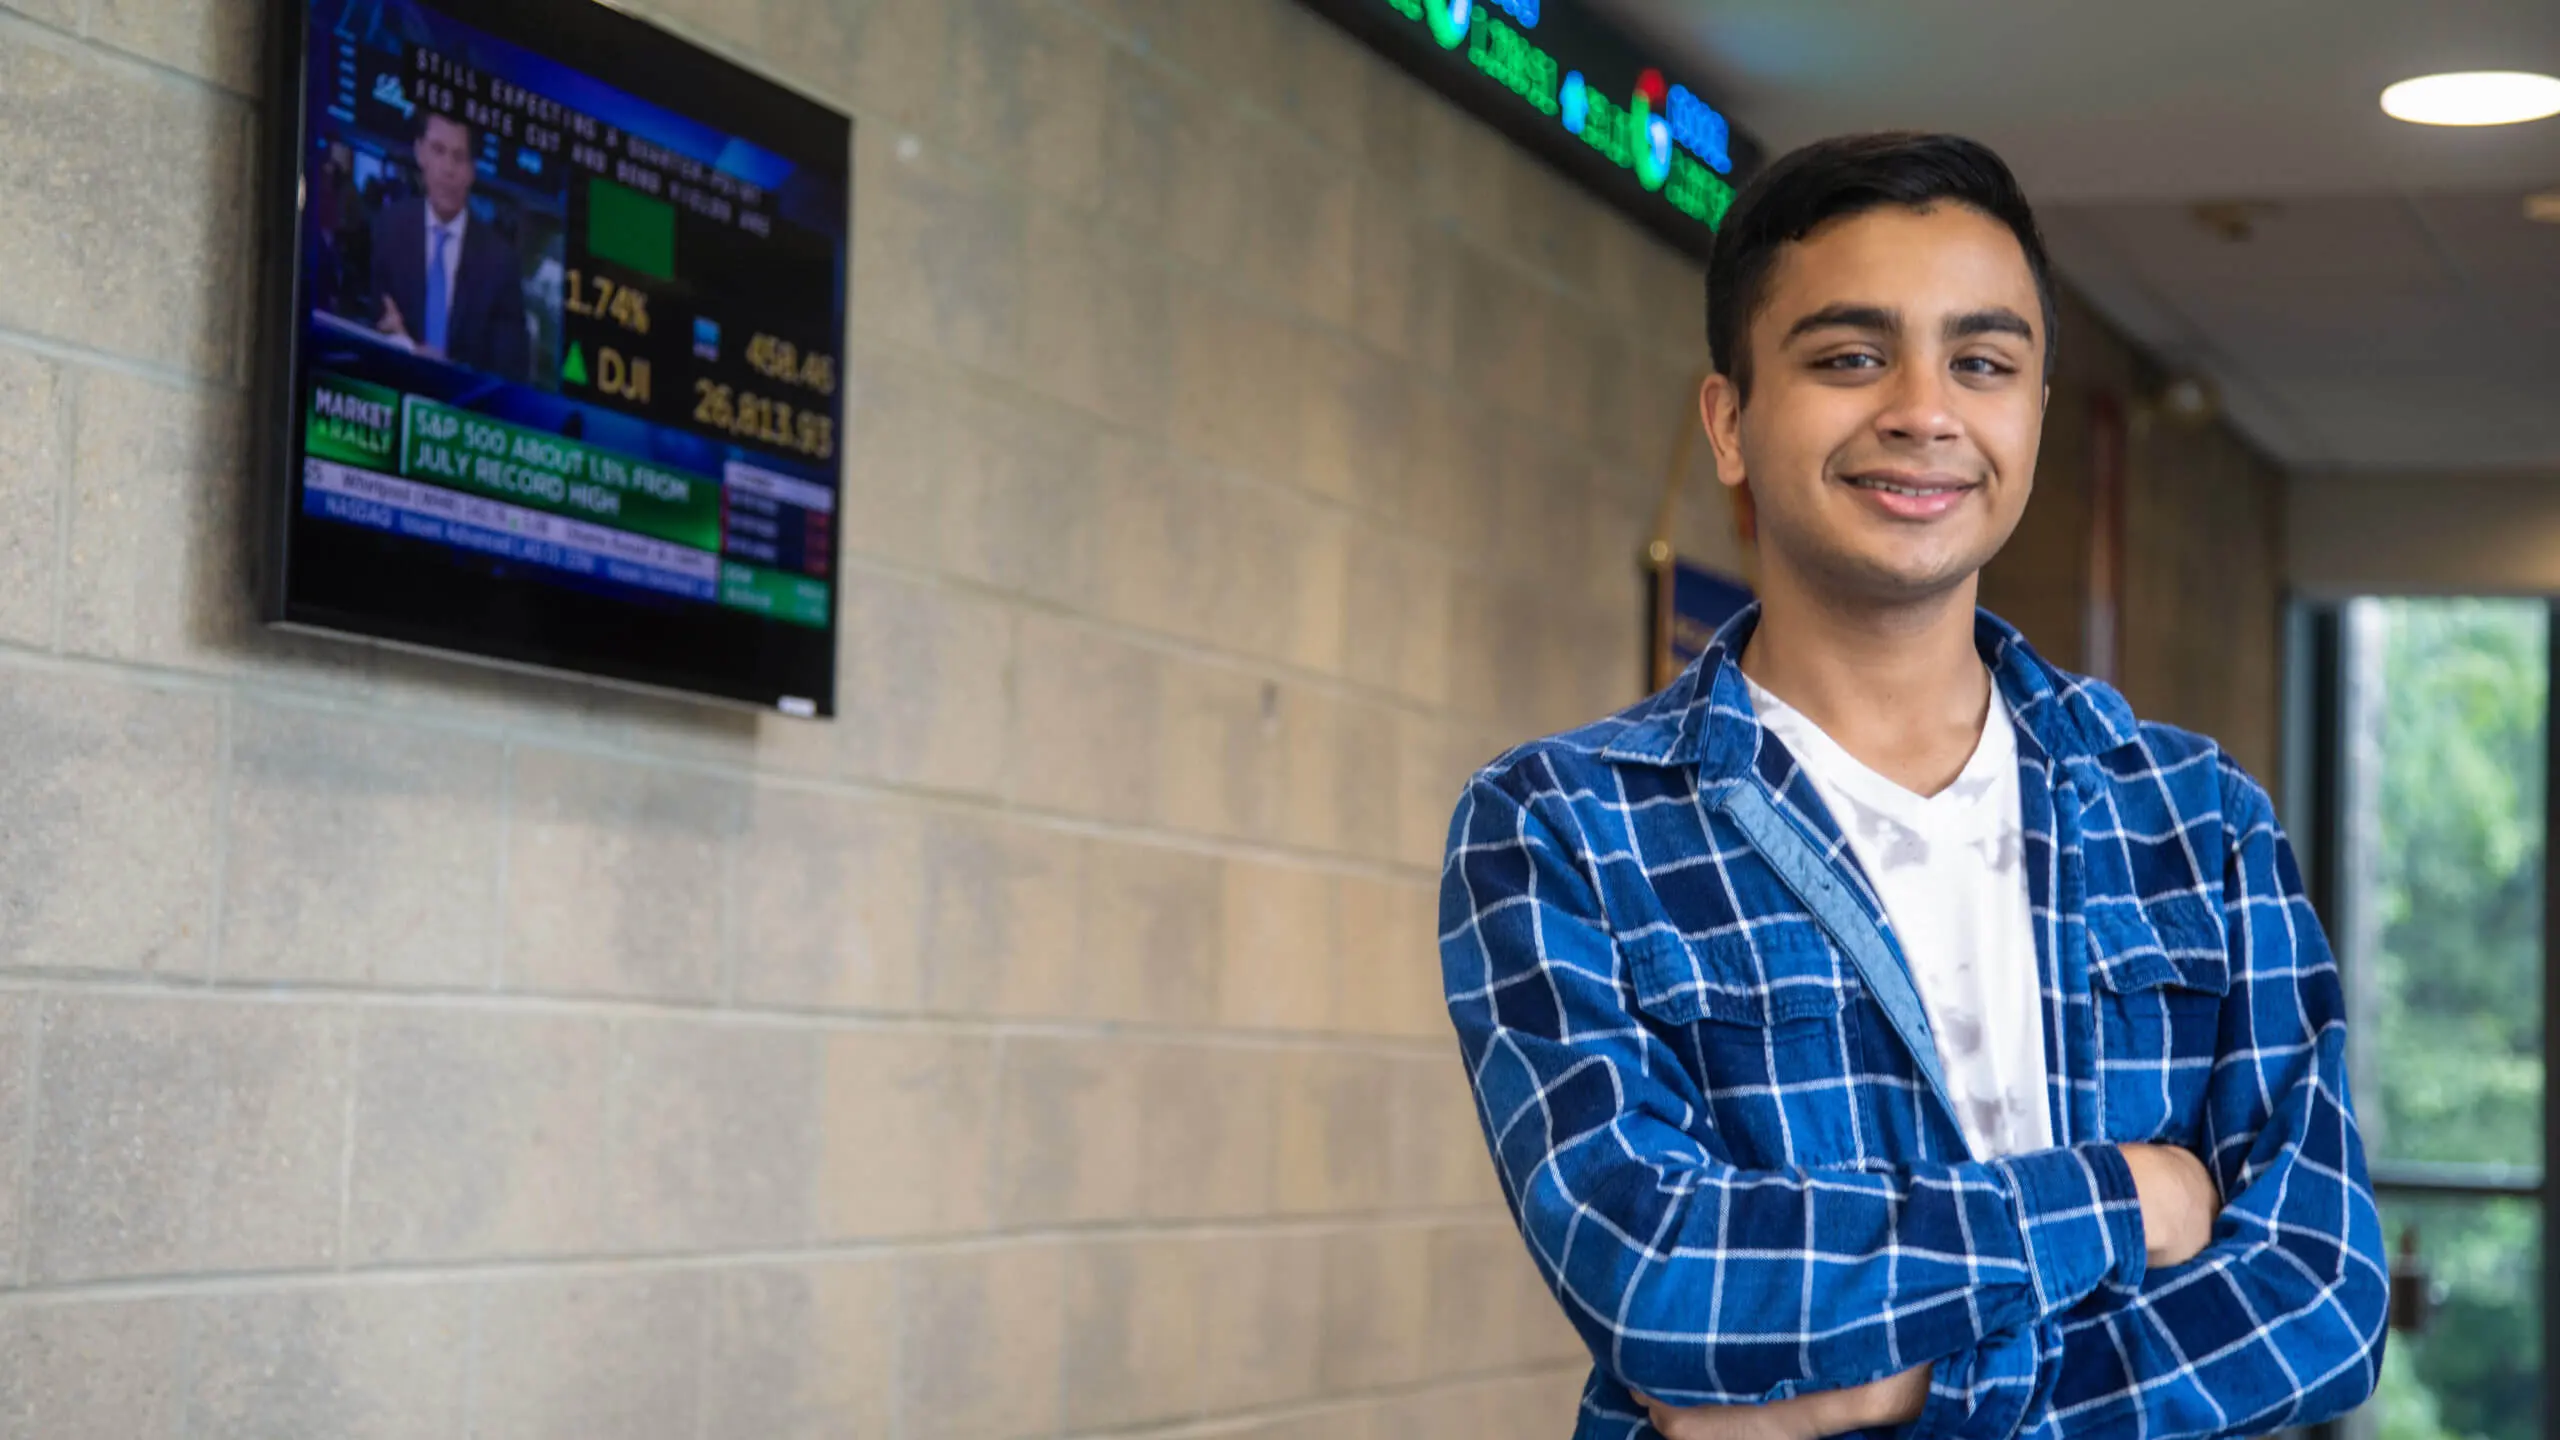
2314;597;2550;1440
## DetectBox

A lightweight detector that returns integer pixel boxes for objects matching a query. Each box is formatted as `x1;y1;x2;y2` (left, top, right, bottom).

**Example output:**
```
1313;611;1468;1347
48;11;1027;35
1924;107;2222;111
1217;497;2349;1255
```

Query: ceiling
1594;0;2560;472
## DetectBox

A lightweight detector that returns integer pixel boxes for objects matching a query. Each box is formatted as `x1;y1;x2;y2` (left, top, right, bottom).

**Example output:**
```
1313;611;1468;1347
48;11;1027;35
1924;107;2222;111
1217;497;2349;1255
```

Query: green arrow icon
562;342;588;386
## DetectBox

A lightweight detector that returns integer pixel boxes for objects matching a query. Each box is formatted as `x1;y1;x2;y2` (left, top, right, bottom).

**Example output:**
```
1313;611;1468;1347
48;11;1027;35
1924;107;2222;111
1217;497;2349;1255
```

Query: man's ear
1701;371;1747;492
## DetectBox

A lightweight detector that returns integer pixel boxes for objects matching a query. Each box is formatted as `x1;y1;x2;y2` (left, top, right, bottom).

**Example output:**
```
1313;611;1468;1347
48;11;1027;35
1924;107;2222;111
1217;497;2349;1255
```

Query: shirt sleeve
1441;765;2148;1408
1903;765;2390;1440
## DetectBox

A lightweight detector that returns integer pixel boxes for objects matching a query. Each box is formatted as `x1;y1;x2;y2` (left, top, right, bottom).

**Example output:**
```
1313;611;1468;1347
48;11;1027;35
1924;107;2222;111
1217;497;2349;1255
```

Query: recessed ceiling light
2382;71;2560;126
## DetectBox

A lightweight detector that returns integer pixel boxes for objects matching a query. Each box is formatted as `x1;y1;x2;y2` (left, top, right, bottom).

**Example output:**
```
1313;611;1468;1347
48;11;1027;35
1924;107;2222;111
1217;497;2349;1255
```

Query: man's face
415;115;475;221
1703;203;2046;609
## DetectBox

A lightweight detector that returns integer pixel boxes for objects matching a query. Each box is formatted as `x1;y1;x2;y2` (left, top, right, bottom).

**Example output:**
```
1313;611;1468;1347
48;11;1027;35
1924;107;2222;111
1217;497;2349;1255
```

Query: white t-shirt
1748;676;2053;1160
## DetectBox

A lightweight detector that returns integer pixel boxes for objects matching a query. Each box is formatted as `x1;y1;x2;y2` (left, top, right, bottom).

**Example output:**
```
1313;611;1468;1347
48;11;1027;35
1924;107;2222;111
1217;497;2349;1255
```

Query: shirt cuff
1991;1143;2147;1318
1893;1325;2041;1440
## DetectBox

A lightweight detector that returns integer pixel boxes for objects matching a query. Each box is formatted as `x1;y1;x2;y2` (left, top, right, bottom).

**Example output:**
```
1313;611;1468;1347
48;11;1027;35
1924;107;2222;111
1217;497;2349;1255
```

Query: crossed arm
1440;769;2387;1439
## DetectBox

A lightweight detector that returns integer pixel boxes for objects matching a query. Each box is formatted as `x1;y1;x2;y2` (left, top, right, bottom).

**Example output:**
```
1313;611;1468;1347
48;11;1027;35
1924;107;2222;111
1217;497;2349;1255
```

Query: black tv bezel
253;0;853;717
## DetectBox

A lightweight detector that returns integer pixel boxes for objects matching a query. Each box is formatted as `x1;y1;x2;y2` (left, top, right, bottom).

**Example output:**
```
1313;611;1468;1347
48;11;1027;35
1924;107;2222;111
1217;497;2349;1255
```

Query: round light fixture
2381;71;2560;126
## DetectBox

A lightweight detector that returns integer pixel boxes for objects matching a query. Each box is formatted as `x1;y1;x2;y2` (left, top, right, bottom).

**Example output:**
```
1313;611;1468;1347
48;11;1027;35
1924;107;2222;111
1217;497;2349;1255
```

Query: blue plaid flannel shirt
1440;607;2386;1439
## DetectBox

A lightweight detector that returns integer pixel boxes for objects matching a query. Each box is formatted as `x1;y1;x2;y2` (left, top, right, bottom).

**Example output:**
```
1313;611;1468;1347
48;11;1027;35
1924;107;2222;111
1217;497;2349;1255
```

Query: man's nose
1875;363;1961;444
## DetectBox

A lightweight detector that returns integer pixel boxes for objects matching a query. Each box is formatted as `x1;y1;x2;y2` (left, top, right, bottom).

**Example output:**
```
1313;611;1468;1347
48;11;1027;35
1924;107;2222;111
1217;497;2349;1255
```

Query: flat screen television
255;0;852;716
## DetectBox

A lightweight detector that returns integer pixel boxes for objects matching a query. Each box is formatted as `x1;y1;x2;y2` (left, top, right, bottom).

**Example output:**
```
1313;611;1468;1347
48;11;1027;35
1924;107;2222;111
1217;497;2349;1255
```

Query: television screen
257;0;851;716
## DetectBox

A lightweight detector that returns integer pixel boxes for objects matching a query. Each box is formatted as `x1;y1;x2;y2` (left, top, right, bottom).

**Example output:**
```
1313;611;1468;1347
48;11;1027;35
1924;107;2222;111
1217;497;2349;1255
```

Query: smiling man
1440;133;2386;1439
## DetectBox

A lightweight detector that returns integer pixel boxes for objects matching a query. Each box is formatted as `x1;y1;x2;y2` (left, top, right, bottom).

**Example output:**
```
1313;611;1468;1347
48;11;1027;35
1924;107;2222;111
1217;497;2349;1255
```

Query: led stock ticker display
261;0;851;714
1298;0;1757;258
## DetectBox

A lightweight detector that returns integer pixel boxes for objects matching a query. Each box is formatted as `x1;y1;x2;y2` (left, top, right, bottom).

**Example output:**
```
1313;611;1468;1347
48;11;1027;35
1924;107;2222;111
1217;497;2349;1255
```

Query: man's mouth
1842;472;1977;497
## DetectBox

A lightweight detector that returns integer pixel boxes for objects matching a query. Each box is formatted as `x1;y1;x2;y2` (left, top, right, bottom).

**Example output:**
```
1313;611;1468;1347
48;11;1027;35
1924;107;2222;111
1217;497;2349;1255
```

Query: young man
1440;133;2385;1439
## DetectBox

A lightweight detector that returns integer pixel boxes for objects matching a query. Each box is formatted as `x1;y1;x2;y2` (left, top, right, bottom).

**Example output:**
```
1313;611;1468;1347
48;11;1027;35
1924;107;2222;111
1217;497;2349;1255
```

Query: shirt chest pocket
1625;922;1874;1167
2089;893;2230;1145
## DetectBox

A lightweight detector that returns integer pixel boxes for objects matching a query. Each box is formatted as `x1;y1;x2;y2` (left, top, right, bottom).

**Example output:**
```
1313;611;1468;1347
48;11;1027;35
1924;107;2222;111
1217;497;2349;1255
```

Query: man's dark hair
415;108;473;146
1706;132;2059;398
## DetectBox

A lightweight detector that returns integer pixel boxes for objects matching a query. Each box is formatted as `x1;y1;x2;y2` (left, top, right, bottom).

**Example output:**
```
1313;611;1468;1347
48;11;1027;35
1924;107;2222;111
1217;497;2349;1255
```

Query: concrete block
699;1261;898;1438
1275;2;1375;164
1218;858;1336;1034
897;1242;1064;1440
470;1272;705;1440
0;348;63;648
1093;446;1222;646
603;1020;820;1252
829;567;1013;798
85;0;260;92
1154;659;1285;841
1340;529;1453;707
1295;329;1412;515
1470;1369;1595;1440
219;703;505;987
502;746;738;1002
1202;480;1347;675
1159;89;1258;284
935;383;1103;611
1425;1220;1555;1376
1243;136;1359;332
0;999;25;1277
946;0;1108;207
911;808;1082;1018
1333;873;1447;1040
1273;684;1346;853
0;666;220;976
62;368;354;679
1391;1055;1499;1211
1270;1049;1393;1216
1318;1224;1432;1391
1399;711;1486;871
813;1030;997;1240
1236;1413;1377;1440
1060;1235;1205;1430
1194;1231;1324;1414
0;1296;185;1437
0;40;246;376
1007;614;1160;825
28;996;350;1282
851;122;1024;380
178;1283;472;1440
1134;1040;1273;1221
838;348;948;569
730;784;926;1012
763;0;948;131
1020;204;1173;434
1077;835;1221;1027
344;1009;609;1263
1396;384;1489;556
1347;181;1421;363
1330;694;1407;865
993;1035;1142;1226
1167;279;1306;489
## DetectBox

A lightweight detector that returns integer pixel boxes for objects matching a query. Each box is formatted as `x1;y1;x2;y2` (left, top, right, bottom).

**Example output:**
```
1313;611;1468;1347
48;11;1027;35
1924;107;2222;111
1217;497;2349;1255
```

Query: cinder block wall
0;0;1716;1433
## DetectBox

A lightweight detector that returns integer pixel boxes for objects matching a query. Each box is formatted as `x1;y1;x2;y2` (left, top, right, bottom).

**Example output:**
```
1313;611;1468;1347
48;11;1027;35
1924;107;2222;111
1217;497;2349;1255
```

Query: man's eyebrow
1782;304;1898;344
1946;308;2035;342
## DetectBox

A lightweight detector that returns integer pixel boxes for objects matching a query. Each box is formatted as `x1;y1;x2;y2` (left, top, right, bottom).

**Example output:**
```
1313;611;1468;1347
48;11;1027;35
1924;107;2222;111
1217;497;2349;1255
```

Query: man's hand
1636;1364;1930;1440
377;294;411;342
2120;1142;2220;1268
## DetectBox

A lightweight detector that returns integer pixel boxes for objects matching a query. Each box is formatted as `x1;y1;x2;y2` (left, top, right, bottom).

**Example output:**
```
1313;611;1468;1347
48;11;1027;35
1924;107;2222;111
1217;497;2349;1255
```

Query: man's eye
1816;353;1883;370
1955;356;2016;377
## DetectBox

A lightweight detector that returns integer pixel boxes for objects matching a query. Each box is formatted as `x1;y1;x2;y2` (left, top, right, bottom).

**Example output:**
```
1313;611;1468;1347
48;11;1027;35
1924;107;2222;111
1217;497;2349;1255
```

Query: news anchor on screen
373;109;528;379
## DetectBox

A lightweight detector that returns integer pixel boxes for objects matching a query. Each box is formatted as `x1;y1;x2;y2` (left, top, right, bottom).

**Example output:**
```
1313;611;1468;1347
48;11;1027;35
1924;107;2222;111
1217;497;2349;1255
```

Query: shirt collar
1598;601;2142;781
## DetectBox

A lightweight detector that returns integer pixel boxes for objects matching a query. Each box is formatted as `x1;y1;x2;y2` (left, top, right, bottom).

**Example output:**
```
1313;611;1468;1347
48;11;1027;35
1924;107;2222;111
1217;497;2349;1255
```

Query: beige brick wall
0;0;1712;1433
